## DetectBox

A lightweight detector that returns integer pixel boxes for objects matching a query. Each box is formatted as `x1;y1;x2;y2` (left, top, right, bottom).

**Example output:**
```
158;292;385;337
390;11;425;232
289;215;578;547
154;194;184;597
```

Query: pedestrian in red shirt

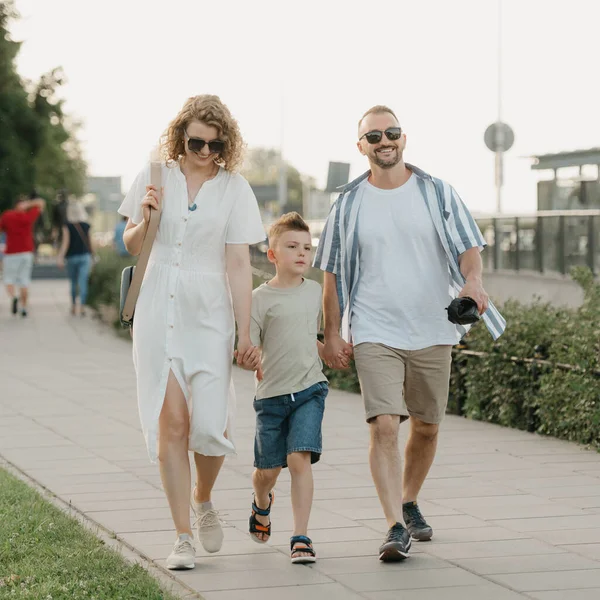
0;195;45;317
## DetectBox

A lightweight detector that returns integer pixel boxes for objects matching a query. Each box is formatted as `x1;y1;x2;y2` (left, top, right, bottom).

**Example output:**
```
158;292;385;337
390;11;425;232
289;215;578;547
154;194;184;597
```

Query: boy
241;212;342;564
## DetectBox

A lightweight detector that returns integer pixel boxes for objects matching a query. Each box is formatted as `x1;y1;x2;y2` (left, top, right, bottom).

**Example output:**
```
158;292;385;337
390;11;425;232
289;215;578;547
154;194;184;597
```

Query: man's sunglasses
359;127;402;145
185;132;225;155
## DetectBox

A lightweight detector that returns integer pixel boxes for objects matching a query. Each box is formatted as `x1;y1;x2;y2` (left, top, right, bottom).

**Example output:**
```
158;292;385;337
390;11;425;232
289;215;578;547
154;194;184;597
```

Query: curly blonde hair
161;95;245;172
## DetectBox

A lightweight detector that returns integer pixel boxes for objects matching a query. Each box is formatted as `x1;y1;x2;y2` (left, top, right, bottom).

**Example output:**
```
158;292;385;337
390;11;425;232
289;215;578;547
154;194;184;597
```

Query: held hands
235;336;263;381
458;278;489;315
322;335;353;370
142;185;163;224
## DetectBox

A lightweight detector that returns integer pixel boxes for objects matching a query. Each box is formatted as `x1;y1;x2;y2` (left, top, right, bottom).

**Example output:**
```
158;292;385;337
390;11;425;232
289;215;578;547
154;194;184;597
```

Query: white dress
118;162;265;462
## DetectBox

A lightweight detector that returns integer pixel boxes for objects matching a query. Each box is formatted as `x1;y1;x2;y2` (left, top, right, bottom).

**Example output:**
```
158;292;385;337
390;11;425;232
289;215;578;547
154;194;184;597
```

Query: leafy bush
87;248;134;327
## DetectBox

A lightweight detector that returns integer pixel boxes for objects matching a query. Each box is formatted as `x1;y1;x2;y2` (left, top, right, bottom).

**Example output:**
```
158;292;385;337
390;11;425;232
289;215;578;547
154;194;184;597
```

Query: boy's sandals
290;535;316;564
249;492;274;543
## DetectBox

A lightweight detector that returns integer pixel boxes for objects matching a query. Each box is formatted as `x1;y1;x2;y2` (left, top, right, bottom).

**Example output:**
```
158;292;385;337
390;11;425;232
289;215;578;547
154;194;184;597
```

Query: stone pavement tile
314;498;458;521
63;487;164;503
423;526;527;544
269;525;383;547
533;485;600;500
505;476;600;490
422;484;523;499
66;434;142;449
24;456;125;475
435;494;544;509
73;496;169;512
0;433;73;450
426;539;562;560
363;583;524;600
450;458;537;473
53;479;155;495
312;486;379;500
183;551;293;573
453;553;600;575
314;552;450;575
561;497;600;509
334;566;486;592
167;564;333;591
482;467;578;481
359;514;487;535
560;544;600;560
533;529;600;545
364;584;527;600
273;539;385;559
528;590;600;600
223;506;358;530
489;569;600;592
521;454;600;466
491;515;600;533
0;445;97;464
461;503;585;521
111;518;176;533
200;583;363;600
77;445;147;461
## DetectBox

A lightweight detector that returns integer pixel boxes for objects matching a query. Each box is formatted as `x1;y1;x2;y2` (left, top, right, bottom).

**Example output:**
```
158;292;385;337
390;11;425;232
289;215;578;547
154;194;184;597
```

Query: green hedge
87;248;135;328
454;267;599;449
89;252;600;450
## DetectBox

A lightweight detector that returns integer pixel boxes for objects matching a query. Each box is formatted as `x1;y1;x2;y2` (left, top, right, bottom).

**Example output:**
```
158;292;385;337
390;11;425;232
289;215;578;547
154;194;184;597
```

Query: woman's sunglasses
359;127;402;145
185;132;225;155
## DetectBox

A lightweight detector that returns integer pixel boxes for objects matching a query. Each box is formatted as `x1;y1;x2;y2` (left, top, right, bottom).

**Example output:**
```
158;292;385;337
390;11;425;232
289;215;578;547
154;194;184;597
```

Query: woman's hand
142;185;162;224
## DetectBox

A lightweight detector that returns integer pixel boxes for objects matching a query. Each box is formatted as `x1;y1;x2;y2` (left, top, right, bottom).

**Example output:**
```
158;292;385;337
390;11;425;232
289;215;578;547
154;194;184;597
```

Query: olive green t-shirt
250;278;327;400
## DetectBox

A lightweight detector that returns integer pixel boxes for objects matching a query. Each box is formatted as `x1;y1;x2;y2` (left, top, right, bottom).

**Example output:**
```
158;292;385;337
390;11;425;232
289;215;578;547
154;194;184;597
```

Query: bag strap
121;161;162;323
72;222;92;254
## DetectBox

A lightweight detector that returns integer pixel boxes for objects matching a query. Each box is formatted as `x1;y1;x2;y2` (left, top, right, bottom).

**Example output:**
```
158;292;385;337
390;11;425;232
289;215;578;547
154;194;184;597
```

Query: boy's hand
323;335;353;369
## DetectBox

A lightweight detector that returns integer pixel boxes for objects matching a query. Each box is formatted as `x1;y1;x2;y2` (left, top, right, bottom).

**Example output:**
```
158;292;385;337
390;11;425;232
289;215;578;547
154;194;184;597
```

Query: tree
242;147;308;215
0;1;86;220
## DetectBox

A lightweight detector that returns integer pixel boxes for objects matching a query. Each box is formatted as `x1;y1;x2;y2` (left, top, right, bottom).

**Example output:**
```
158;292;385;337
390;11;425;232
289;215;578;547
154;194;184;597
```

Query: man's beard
371;146;402;169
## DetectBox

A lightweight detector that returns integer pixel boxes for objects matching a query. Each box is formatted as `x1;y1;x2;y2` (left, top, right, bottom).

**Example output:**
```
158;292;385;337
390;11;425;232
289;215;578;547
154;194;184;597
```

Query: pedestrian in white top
118;95;265;570
315;105;505;563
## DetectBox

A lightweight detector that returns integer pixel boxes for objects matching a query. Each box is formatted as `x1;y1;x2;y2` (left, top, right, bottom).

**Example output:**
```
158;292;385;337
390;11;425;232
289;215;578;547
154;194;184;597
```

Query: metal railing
266;211;600;277
474;210;599;275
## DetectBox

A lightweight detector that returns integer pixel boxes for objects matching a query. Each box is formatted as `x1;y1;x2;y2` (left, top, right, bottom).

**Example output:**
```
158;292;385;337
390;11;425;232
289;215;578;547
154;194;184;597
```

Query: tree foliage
0;1;86;217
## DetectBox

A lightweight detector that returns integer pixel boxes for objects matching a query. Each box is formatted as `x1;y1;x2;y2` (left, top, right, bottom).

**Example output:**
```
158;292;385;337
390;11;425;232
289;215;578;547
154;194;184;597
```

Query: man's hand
323;334;353;369
459;278;489;315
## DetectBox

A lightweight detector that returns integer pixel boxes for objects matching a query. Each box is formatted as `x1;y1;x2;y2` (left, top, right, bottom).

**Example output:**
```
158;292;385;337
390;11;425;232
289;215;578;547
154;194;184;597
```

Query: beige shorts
354;343;453;424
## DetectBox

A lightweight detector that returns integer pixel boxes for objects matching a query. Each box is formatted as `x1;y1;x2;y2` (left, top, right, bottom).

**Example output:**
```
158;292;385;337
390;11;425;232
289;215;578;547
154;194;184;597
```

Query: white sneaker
166;534;195;570
192;499;224;553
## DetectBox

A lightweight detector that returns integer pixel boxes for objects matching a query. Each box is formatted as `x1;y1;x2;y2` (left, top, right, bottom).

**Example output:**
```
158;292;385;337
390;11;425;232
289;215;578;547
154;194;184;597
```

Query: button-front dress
118;162;265;462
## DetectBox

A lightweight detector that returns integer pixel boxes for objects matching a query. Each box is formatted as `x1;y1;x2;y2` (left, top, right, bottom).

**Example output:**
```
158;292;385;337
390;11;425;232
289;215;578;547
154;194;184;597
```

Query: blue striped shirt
313;164;506;342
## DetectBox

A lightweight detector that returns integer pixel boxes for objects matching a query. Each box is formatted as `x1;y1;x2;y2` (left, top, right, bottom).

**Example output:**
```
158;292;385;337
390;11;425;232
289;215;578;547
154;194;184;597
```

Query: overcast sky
11;0;600;214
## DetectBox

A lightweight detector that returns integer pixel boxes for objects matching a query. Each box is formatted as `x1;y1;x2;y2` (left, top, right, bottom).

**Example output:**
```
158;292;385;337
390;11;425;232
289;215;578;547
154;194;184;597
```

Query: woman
57;200;93;317
118;95;264;570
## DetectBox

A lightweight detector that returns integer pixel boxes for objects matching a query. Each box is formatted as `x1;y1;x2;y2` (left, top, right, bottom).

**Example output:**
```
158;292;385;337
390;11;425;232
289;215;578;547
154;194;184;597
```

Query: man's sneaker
11;298;18;315
166;533;195;570
403;501;433;541
192;499;224;553
379;522;411;562
21;309;27;318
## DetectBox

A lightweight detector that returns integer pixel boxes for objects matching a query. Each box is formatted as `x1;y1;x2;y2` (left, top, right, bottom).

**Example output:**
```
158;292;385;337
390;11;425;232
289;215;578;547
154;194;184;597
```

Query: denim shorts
253;381;328;469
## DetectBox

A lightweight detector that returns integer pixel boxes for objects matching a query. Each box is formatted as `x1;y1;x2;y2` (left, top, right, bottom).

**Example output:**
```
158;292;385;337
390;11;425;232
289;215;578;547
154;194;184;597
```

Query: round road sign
484;122;515;153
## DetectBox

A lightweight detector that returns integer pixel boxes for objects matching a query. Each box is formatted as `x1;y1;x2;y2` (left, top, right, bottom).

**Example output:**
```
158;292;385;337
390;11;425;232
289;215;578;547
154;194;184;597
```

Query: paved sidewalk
2;281;600;599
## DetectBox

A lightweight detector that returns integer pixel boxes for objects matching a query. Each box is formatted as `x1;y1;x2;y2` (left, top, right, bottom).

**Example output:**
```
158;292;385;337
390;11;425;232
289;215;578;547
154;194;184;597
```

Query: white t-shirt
351;174;460;350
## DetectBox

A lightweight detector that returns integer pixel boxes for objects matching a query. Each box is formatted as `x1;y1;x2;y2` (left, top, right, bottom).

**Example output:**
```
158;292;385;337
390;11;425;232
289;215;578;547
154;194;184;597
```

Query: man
0;194;45;317
314;105;505;562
